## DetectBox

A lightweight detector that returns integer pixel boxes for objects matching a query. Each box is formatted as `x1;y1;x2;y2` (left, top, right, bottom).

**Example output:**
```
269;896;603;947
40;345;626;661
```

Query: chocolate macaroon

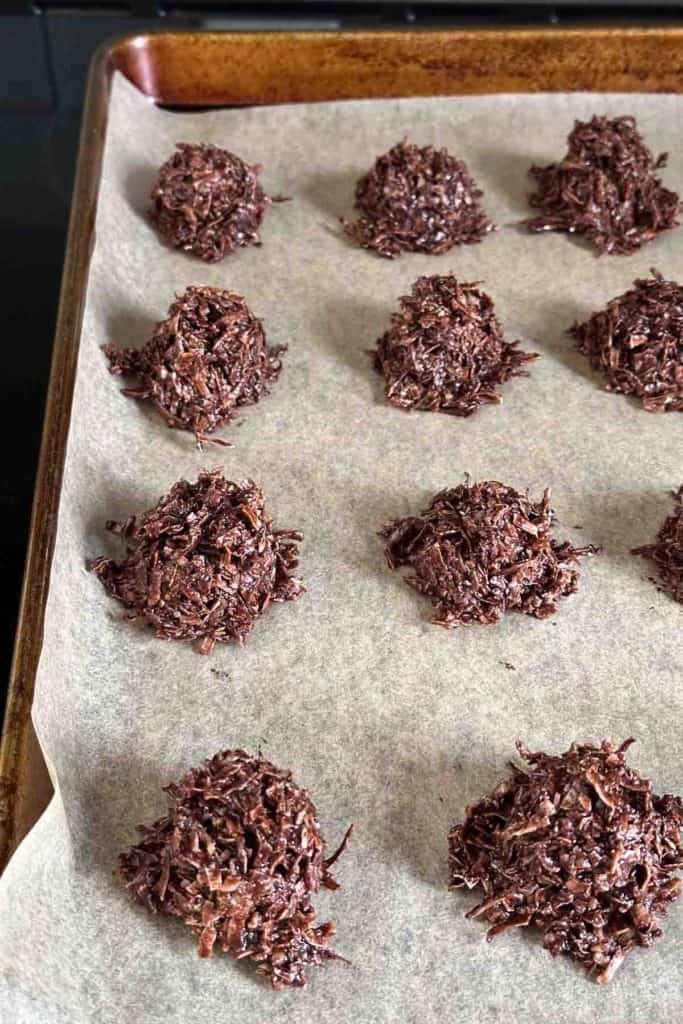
632;486;683;603
570;271;683;412
449;739;683;983
380;479;595;627
103;286;285;445
527;115;680;255
343;139;493;259
89;469;304;654
120;749;352;989
151;142;284;262
372;276;537;416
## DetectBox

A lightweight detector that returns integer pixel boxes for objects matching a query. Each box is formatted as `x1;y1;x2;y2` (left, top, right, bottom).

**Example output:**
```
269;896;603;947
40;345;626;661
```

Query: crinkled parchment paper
1;74;682;1023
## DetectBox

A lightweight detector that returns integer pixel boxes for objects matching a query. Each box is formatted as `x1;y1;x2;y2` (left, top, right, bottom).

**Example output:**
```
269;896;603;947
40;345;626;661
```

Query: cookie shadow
474;146;542;219
124;162;211;266
475;145;600;258
302;168;357;222
338;479;454;634
343;478;434;582
475;146;598;265
103;375;198;456
82;467;155;555
105;305;157;351
579;488;679;561
382;746;586;977
124;162;155;227
66;755;169;875
377;749;510;889
68;755;267;988
533;297;603;386
312;295;391;398
301;168;372;254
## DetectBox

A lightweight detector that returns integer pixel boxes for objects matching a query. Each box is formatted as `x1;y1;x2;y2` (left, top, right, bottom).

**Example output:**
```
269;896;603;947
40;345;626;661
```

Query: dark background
1;1;681;722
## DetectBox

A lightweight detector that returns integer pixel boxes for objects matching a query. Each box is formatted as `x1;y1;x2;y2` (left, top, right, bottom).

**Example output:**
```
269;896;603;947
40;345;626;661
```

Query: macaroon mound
103;286;285;445
151;142;279;262
343;139;494;259
527;115;680;255
380;479;595;627
570;272;683;412
119;749;352;989
449;739;683;983
89;469;304;654
372;276;537;416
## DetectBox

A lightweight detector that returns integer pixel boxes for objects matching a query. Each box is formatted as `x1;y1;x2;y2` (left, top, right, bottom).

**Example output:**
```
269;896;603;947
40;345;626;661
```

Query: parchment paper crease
1;75;682;1023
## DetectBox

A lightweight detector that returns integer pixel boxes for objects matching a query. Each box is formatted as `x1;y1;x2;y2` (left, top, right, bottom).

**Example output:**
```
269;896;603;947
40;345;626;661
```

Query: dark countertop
0;8;186;721
0;109;80;715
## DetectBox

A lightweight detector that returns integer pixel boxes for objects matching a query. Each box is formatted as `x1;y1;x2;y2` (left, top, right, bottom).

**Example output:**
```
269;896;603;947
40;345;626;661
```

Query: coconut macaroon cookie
151;142;285;262
103;286;285;445
380;479;596;627
527;115;680;255
343;139;494;258
570;272;683;412
89;469;304;654
372;276;537;416
120;748;352;988
449;739;683;983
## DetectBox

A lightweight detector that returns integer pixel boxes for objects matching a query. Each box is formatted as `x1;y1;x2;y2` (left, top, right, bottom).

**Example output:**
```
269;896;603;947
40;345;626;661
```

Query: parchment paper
1;74;682;1023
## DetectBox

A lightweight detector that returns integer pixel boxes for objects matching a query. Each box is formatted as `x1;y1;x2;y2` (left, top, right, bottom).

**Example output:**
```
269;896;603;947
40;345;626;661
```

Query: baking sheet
1;74;682;1023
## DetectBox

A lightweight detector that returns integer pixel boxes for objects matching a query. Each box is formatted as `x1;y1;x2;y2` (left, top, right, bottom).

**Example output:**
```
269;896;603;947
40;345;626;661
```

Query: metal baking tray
2;23;683;874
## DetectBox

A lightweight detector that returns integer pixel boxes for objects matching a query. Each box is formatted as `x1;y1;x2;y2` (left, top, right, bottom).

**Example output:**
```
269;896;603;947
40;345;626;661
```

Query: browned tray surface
2;24;683;875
